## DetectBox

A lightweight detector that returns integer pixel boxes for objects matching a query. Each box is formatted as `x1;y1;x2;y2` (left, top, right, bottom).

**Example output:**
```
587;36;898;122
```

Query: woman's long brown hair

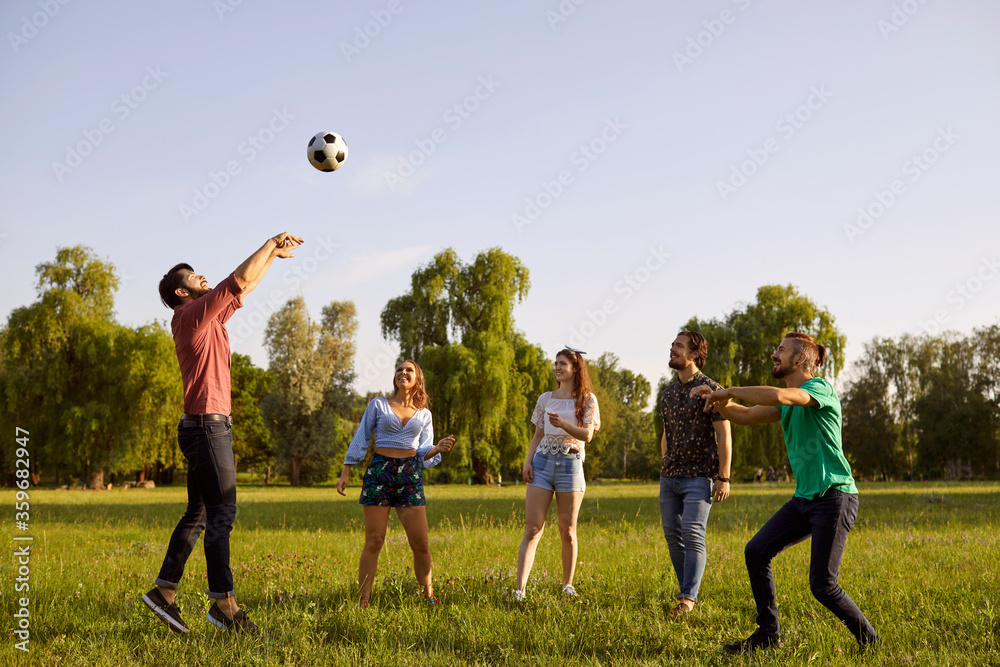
556;349;593;426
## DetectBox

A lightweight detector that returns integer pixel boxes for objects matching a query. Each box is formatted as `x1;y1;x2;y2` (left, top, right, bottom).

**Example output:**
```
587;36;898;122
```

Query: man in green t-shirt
693;333;879;654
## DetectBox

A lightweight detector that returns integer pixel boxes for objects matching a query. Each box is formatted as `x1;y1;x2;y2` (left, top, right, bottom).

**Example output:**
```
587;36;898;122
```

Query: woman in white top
514;347;600;600
337;360;456;607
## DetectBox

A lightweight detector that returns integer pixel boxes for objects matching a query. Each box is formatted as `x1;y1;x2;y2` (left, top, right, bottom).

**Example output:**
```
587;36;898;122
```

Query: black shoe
722;629;782;654
858;633;884;654
141;587;189;634
206;602;259;636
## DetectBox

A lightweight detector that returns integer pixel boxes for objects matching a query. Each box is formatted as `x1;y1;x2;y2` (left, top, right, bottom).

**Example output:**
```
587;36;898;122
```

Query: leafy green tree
1;246;120;486
914;336;998;478
842;330;1000;480
263;297;358;485
889;334;941;477
588;353;654;480
652;375;670;447
231;353;274;474
683;285;846;475
971;324;1000;477
381;248;550;483
1;247;187;487
115;322;184;481
320;301;359;414
841;344;899;481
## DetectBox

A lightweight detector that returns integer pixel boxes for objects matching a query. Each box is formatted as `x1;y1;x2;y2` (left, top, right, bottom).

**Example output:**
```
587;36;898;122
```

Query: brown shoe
669;599;694;617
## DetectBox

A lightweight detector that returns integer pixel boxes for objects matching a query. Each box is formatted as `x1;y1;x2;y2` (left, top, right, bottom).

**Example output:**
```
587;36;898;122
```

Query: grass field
2;481;998;666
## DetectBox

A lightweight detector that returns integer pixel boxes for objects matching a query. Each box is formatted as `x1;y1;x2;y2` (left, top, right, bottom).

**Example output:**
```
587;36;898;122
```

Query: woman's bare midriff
375;447;416;458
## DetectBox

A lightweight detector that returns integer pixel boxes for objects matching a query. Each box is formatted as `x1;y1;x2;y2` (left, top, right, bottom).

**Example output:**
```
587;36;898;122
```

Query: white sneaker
562;584;578;597
512;589;526;602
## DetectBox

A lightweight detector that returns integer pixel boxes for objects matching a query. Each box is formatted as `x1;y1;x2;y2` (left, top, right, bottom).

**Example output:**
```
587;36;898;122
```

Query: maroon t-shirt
171;272;244;415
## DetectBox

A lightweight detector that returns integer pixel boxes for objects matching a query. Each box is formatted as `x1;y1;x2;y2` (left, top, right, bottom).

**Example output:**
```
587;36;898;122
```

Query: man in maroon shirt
142;231;303;635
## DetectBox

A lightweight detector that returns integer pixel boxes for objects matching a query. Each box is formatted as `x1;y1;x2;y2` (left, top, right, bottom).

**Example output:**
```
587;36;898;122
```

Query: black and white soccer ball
307;131;348;172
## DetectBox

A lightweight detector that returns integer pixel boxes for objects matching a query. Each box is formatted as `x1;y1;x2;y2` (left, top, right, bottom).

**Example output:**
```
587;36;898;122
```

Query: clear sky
3;0;999;399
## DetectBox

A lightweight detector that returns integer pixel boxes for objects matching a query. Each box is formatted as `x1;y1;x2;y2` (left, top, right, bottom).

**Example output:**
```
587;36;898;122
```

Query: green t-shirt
777;377;858;499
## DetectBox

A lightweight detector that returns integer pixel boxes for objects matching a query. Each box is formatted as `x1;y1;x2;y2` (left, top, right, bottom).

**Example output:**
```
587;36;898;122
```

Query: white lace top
530;391;600;461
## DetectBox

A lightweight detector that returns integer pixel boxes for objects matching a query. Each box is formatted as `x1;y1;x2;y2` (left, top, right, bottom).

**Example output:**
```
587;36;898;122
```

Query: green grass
2;481;998;665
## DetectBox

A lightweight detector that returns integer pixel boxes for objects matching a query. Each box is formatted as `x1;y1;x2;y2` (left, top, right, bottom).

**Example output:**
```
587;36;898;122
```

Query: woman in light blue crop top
513;348;600;602
336;359;456;607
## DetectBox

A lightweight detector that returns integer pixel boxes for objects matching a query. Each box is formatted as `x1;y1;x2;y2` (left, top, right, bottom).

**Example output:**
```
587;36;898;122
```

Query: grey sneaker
511;589;526;602
141;587;189;634
562;584;578;597
206;601;258;636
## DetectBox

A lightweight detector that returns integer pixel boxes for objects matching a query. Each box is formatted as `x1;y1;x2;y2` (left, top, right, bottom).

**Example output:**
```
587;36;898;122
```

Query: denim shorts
528;451;586;493
359;453;426;507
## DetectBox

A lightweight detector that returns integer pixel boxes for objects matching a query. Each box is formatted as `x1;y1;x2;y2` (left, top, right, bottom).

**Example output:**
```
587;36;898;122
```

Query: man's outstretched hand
272;232;304;258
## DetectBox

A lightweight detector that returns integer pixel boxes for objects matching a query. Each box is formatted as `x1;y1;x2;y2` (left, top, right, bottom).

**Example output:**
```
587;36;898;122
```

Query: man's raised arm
234;232;304;295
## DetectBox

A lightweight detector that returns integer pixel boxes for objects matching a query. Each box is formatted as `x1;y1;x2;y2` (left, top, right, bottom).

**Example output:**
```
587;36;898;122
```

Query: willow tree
381;248;550;483
0;246;182;487
682;284;846;474
263;297;358;485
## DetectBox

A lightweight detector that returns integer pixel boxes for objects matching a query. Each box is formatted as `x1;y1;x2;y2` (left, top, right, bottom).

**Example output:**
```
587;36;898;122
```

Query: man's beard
668;357;685;370
771;363;791;379
189;284;210;299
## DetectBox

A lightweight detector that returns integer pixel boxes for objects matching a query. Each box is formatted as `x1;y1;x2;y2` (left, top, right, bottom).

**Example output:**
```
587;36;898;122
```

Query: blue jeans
659;476;714;602
155;420;237;598
745;488;878;643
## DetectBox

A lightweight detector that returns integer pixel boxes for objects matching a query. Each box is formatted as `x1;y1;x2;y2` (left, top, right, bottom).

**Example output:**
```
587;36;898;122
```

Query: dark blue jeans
155;420;237;598
744;488;878;643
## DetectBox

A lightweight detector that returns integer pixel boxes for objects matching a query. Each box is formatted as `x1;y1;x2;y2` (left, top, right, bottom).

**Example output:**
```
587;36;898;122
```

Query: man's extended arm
691;385;785;425
234;232;304;296
725;386;817;408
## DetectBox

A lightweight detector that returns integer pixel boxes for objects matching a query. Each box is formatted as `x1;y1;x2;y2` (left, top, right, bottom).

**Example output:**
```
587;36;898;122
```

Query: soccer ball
307;131;348;172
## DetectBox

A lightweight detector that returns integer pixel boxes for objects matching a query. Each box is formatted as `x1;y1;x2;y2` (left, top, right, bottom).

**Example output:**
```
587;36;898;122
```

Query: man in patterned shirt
658;330;732;617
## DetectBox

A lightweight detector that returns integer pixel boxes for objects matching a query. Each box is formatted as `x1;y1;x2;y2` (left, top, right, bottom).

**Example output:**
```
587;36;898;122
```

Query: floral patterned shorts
359;453;426;507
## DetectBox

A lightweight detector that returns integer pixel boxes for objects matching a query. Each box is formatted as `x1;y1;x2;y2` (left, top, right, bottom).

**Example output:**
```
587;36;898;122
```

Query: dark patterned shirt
660;371;725;478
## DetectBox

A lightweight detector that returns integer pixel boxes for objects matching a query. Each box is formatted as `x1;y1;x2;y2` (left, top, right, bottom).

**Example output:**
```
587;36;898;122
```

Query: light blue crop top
343;396;441;469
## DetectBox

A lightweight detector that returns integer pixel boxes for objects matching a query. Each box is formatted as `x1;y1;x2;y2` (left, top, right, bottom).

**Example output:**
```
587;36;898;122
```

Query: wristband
715;476;730;483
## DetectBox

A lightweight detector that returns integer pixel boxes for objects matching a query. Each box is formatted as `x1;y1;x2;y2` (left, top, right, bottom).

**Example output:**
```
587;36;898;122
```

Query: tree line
2;246;998;487
840;329;1000;480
